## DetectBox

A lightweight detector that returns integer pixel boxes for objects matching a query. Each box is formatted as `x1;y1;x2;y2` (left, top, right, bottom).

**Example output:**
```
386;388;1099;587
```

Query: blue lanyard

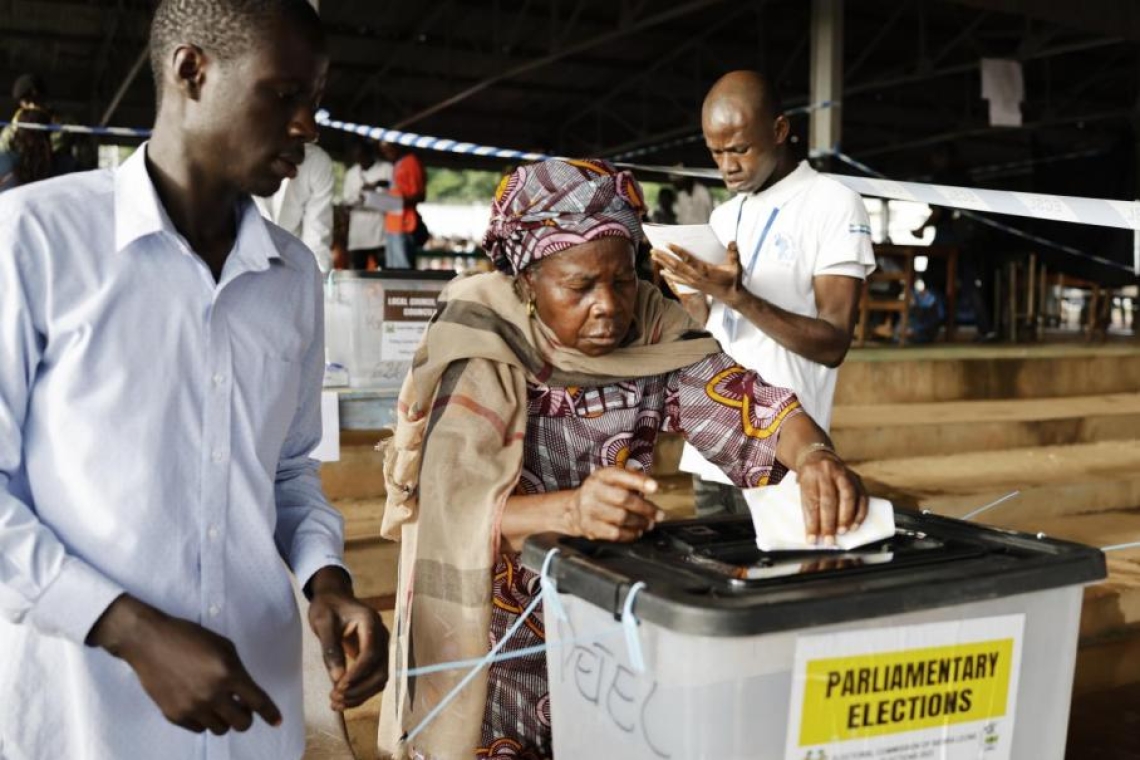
722;197;780;341
734;195;780;278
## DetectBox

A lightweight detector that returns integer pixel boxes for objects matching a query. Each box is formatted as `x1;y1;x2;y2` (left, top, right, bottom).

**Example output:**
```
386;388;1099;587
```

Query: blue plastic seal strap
621;581;649;674
539;547;568;623
403;546;557;744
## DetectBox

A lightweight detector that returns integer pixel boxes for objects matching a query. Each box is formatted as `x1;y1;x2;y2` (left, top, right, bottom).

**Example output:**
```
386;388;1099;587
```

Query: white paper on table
643;223;728;295
362;189;404;213
743;473;895;551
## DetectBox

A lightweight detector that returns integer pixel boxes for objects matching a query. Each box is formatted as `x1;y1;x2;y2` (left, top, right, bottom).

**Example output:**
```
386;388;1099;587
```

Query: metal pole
1133;208;1139;276
809;0;843;161
99;46;149;127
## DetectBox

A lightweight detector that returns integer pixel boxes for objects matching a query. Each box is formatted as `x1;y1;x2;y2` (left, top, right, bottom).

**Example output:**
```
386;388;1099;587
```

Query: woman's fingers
851;471;869;530
799;475;821;545
835;470;858;535
799;456;871;544
816;474;839;546
575;467;665;542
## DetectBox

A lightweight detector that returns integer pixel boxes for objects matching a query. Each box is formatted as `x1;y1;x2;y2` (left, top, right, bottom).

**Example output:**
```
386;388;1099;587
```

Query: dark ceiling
2;0;1137;168
2;0;1139;279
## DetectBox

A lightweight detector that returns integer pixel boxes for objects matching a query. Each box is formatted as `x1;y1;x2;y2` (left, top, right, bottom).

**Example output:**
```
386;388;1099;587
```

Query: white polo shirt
255;143;335;272
341;160;393;251
680;161;875;484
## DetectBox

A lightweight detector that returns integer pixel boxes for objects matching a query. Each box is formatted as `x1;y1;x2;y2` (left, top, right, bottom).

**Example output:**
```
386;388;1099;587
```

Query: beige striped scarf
378;271;719;759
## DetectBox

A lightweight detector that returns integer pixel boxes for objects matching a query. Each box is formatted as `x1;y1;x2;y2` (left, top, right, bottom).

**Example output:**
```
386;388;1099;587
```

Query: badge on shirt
773;232;797;266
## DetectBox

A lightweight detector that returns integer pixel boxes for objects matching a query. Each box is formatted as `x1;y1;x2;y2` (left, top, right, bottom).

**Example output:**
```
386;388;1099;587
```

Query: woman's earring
526;299;536;317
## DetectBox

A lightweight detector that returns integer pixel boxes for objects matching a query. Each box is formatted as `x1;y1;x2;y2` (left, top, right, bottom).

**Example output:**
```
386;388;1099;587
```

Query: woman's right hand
564;467;664;542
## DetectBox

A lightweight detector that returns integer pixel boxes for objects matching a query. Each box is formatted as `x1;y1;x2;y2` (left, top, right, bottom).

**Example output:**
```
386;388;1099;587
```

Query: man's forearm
727;290;852;368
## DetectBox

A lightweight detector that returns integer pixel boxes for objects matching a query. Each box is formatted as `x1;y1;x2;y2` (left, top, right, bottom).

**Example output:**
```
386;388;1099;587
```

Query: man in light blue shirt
0;2;388;758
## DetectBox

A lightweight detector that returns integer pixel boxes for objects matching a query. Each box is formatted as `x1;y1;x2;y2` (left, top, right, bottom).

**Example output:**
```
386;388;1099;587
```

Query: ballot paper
644;223;728;295
363;188;404;213
643;223;728;265
743;473;896;551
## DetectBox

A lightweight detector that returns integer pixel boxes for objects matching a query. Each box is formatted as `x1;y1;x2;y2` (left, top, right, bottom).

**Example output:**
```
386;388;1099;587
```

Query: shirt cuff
28;556;125;645
290;537;350;594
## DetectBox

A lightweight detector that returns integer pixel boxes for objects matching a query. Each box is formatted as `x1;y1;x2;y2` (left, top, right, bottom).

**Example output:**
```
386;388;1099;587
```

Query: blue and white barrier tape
829;151;1137;275
0;120;151;138
833;154;1140;234
12;110;1139;276
315;109;548;163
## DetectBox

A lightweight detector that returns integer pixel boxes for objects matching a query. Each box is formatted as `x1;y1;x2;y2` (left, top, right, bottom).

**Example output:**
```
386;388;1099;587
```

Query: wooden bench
856;244;959;347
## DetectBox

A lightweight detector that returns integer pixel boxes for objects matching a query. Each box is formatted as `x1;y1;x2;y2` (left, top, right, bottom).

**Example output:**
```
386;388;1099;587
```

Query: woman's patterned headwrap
481;158;647;276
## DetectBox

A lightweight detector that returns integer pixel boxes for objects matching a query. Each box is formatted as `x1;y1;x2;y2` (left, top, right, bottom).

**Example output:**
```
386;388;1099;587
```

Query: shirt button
212;373;226;386
211;450;225;463
207;525;219;540
208;604;221;617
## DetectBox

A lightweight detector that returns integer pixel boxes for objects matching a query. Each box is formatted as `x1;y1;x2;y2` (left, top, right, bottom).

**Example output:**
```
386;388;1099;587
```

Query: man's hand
306;567;390;711
650;242;747;307
795;450;869;546
563;467;664;542
88;595;281;735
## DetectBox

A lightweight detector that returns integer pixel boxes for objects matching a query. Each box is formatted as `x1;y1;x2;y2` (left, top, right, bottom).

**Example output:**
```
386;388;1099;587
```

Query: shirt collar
743;159;816;209
114;142;281;270
113;142;175;253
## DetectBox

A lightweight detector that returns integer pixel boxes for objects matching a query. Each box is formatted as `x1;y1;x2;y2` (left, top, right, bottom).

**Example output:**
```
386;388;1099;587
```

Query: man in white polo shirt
654;70;875;516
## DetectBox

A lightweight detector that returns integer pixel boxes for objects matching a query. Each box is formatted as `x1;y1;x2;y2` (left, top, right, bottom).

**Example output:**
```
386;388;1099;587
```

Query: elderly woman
378;159;867;760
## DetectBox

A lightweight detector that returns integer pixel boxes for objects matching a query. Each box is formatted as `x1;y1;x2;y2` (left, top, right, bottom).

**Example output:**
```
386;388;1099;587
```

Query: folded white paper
643;223;728;265
363;189;404;213
644;223;728;295
743;473;896;551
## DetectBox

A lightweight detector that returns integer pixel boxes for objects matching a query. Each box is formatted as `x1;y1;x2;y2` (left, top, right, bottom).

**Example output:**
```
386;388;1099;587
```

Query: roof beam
553;4;752;145
390;0;730;129
945;0;1140;42
851;107;1131;159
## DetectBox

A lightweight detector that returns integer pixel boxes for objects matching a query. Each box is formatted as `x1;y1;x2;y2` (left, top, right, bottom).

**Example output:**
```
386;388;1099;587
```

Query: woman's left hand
795;450;868;546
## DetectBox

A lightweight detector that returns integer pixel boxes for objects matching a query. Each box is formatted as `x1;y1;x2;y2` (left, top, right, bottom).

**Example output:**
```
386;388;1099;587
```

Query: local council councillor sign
786;615;1024;760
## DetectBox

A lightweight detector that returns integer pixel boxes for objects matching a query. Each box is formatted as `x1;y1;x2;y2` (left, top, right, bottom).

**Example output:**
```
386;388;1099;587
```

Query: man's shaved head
700;70;792;194
702;70;784;126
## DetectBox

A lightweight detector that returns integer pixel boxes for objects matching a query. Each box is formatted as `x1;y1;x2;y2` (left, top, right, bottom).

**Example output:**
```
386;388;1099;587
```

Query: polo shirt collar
746;160;816;208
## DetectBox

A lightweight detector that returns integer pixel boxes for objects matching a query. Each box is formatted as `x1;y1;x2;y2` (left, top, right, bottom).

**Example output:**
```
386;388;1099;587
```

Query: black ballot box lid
521;510;1106;637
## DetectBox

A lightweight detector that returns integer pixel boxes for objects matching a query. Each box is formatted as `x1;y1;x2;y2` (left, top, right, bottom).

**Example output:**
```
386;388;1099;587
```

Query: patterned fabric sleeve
664;352;803;487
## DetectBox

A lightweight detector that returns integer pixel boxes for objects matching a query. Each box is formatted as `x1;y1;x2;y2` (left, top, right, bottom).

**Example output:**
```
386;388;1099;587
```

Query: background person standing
341;137;392;269
256;142;335;272
380;141;426;269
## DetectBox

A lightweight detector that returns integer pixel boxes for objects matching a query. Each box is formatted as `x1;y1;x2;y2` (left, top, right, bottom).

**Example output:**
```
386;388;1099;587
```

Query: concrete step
837;343;1140;405
1005;510;1140;639
832;392;1140;463
855;440;1140;521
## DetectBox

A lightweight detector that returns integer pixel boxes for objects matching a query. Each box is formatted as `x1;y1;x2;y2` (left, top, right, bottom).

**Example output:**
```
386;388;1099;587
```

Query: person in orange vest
379;141;426;269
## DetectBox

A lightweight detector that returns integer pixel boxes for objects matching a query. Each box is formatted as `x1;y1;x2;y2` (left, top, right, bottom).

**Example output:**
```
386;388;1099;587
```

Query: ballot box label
786;614;1024;760
381;289;438;363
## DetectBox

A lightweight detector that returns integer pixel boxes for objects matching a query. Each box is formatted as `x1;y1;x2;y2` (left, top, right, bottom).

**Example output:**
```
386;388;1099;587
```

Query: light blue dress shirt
0;145;345;760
